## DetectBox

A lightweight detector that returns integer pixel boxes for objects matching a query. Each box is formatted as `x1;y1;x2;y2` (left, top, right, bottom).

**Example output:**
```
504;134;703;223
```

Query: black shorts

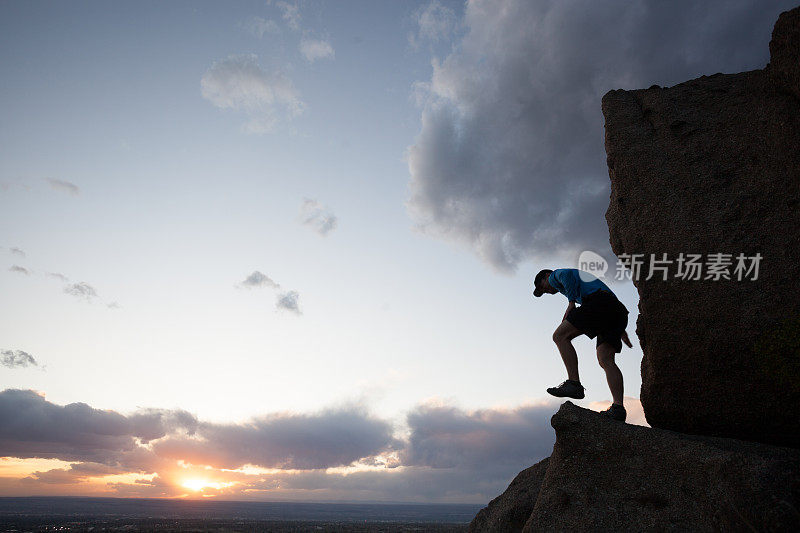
565;290;629;353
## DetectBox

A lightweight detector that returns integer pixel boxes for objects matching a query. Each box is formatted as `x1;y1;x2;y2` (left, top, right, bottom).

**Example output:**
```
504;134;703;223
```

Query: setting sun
181;479;232;492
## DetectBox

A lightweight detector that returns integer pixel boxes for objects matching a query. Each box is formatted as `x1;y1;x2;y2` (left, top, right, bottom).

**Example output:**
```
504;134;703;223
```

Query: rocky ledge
602;5;800;446
470;402;800;532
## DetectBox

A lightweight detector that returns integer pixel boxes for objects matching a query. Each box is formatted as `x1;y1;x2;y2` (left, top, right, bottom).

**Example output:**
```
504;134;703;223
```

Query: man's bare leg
597;342;624;405
552;320;583;382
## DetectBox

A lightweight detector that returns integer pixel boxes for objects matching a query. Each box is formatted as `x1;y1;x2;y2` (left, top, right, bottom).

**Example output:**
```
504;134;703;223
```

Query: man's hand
621;330;633;348
563;301;576;322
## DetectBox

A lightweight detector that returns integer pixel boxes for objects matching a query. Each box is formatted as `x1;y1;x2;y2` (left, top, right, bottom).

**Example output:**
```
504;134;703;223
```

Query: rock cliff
470;403;800;532
471;7;800;532
603;6;800;446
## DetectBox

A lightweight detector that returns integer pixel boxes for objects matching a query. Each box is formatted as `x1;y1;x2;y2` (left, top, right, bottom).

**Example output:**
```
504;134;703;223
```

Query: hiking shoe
546;380;585;399
601;404;627;422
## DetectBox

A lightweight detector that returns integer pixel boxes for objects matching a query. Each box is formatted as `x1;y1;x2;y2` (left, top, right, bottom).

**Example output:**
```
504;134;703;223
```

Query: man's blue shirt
548;268;612;304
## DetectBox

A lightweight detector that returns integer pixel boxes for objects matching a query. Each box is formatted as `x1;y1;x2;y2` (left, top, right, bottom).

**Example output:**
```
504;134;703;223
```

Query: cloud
407;0;794;272
201;54;304;133
0;389;565;502
277;1;301;31
47;272;70;282
300;38;335;62
238;271;280;289
1;350;39;369
0;390;196;470
23;462;127;485
9;265;30;275
236;271;302;314
9;247;25;257
276;290;301;314
46;179;80;196
402;401;555;471
63;282;98;301
299;198;337;236
244;16;280;38
589;397;648;427
410;1;458;48
0;389;154;464
153;406;397;470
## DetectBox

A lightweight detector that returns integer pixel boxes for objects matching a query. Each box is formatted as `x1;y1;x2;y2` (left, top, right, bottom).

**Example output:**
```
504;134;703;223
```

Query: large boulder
470;403;800;532
468;458;549;533
602;6;800;446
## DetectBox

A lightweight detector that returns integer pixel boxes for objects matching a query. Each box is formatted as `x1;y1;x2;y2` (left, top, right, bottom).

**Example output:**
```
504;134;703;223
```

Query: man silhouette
533;268;632;421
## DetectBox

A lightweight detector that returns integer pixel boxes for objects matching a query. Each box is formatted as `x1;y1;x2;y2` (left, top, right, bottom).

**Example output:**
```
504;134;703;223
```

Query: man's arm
621;330;633;348
563;300;576;322
552;269;581;303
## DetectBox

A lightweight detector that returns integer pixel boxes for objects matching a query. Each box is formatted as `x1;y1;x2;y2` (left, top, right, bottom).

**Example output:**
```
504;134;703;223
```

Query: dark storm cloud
0;389;140;463
127;408;199;443
0;390;397;471
46;178;80;196
0;390;194;465
238;270;280;289
407;0;796;272
153;406;397;470
1;350;39;369
402;402;555;470
276;290;301;314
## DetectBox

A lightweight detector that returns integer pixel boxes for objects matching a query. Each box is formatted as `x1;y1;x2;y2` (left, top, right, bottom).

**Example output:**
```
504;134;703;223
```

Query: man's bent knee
597;345;616;368
553;321;581;344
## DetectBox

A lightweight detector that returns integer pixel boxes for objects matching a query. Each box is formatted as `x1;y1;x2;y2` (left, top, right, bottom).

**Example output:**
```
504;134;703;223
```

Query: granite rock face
470;403;800;532
602;6;800;446
468;458;549;533
769;7;800;99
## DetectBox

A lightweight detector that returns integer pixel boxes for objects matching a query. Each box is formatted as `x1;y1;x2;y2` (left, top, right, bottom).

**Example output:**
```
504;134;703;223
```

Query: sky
0;0;794;504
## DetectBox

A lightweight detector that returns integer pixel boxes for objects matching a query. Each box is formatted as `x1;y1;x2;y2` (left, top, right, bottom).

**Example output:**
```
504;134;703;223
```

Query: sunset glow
2;0;786;507
182;479;234;492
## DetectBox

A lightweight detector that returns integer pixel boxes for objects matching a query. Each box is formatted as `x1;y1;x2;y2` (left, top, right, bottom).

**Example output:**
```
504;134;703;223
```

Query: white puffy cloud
64;282;98;301
300;38;335;62
1;350;39;369
238;270;280;289
299;198;337;236
276;290;301;314
407;0;793;272
236;271;302;314
201;54;304;133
